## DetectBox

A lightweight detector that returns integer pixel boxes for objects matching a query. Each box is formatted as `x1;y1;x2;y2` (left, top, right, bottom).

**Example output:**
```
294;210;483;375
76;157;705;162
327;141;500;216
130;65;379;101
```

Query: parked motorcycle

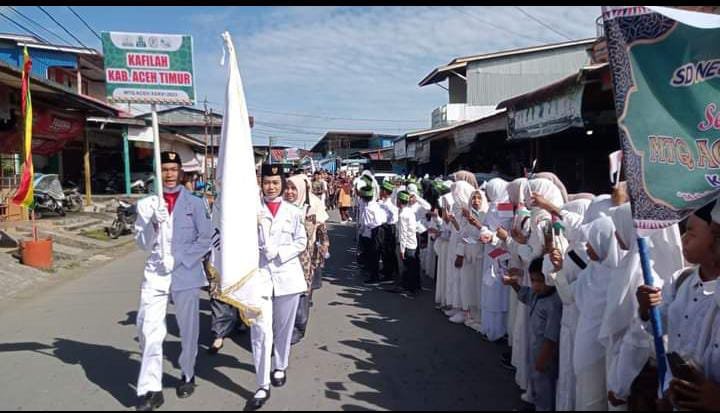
62;180;83;213
33;174;65;218
107;199;137;239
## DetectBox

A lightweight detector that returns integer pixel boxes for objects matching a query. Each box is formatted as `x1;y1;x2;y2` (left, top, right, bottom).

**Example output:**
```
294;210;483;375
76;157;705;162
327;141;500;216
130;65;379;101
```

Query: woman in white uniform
248;164;308;410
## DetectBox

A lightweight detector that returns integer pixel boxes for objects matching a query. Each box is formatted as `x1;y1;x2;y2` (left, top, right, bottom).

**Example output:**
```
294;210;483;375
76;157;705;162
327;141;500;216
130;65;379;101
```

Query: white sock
255;387;269;398
272;370;285;379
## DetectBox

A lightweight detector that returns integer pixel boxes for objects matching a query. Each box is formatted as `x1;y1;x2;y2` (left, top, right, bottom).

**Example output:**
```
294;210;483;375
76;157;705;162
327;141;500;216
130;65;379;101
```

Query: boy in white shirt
397;190;420;296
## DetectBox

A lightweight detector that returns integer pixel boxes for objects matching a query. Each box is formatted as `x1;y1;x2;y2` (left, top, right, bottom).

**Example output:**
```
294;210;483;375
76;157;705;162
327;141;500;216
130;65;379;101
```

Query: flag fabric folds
207;32;264;325
11;47;33;209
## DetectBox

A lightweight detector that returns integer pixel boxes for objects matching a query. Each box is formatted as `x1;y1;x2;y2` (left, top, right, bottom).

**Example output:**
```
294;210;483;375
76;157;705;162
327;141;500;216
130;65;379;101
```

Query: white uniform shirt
359;200;387;238
135;187;213;293
661;268;717;359
379;197;398;225
397;206;418;254
257;200;308;297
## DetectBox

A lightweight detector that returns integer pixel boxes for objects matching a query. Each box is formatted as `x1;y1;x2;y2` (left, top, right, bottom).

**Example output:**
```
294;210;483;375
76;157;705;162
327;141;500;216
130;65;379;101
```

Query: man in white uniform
248;164;308;410
134;151;213;411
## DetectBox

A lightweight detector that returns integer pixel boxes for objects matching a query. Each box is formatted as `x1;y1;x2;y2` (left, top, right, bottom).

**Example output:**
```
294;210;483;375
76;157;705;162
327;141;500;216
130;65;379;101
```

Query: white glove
264;245;278;261
153;204;170;224
161;255;175;274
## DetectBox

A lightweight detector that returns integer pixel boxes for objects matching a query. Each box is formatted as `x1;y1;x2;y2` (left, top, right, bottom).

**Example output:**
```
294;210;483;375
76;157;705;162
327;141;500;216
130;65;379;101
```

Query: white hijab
574;216;621;372
483;178;511;232
600;203;683;345
561;198;592;247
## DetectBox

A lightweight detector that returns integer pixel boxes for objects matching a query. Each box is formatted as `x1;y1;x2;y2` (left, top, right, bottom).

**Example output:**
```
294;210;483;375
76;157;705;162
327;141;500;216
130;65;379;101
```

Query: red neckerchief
266;200;281;217
163;191;181;215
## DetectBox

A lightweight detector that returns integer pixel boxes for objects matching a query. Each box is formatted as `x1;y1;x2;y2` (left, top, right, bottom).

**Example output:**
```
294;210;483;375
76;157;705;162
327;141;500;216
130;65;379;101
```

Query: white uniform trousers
136;287;200;396
250;292;301;389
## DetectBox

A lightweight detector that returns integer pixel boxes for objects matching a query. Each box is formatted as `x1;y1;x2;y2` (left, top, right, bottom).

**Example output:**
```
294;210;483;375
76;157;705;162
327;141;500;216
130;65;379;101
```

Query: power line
36;6;93;51
513;6;574;41
66;6;101;41
0;9;50;44
202;99;426;124
8;6;72;45
248;107;426;123
451;6;545;44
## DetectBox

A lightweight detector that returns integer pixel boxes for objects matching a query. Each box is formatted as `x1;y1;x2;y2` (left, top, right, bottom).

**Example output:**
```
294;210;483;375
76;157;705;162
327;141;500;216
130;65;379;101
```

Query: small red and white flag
496;202;514;219
488;247;509;260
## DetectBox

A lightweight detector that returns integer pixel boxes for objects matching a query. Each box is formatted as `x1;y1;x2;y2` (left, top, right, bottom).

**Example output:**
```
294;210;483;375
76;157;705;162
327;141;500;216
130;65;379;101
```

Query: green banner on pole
603;6;720;229
101;31;195;105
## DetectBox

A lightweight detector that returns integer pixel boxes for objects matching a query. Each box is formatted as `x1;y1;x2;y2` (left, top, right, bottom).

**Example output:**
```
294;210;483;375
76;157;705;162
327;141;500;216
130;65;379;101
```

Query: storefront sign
603;6;720;229
127;126;153;142
507;83;584;140
102;32;195;105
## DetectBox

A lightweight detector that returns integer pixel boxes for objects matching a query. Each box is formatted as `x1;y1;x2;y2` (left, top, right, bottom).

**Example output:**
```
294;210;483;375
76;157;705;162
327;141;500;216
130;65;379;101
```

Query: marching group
350;168;720;411
131;151;331;411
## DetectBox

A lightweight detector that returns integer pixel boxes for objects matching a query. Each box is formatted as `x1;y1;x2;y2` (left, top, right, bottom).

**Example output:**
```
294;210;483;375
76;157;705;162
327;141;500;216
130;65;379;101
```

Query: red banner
0;105;84;155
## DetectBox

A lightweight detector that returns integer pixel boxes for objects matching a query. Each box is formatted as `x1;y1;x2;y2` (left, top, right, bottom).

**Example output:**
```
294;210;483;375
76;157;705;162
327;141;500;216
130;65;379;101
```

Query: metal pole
151;104;162;196
209;108;215;183
637;236;668;391
203;98;209;187
268;136;274;165
123;126;131;195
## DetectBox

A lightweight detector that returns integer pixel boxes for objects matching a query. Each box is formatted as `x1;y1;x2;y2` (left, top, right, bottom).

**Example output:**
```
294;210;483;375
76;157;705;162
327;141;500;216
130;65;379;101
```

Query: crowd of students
351;168;720;411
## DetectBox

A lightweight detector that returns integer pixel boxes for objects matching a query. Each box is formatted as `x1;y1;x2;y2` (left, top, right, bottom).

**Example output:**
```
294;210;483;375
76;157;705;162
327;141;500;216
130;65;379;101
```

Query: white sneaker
449;311;466;324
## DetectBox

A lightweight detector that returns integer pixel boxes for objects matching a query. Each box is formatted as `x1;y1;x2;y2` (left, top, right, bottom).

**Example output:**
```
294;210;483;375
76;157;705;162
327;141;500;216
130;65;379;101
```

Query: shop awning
496;64;608;140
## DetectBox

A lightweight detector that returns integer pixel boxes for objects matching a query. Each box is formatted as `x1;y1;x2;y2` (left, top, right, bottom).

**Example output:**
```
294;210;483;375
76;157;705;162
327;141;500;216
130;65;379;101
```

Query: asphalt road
0;212;522;411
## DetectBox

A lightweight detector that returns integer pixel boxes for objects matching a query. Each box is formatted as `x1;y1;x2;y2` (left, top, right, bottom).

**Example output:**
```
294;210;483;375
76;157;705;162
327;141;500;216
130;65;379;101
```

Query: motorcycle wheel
108;218;123;239
67;196;83;213
57;205;66;217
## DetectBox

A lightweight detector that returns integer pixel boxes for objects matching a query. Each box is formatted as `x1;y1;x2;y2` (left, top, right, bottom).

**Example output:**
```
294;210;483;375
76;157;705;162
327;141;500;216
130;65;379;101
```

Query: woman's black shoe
247;388;270;410
270;370;287;387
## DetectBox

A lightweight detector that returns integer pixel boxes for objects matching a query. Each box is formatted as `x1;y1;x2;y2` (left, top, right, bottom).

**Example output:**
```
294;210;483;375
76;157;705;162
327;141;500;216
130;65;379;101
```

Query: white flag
207;32;264;324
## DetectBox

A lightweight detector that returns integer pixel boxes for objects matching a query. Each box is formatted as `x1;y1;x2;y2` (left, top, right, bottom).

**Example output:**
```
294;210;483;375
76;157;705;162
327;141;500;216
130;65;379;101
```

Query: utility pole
203;98;209;192
209;108;215;183
268;136;275;164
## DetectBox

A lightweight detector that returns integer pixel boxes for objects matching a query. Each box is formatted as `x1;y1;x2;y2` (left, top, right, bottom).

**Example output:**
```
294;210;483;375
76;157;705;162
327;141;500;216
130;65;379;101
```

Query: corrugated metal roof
419;38;597;87
495;63;608;109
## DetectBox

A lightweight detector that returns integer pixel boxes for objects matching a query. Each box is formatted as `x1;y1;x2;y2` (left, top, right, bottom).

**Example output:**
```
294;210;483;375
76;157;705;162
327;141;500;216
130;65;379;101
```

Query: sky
0;6;601;148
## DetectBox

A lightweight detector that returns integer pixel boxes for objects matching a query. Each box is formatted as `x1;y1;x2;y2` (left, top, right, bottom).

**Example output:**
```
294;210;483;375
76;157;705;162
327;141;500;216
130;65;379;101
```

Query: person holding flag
133;151;213;411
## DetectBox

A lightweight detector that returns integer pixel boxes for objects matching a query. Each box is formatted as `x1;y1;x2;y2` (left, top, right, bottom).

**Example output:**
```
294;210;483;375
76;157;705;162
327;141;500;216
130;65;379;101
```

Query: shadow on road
316;222;523;410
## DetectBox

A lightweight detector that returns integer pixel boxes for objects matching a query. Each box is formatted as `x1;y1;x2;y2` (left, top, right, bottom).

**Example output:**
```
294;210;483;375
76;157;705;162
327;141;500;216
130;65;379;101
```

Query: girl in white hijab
457;189;488;331
498;177;535;401
573;216;621;411
445;180;477;323
480;178;513;341
602;203;683;409
546;198;591;411
434;191;454;310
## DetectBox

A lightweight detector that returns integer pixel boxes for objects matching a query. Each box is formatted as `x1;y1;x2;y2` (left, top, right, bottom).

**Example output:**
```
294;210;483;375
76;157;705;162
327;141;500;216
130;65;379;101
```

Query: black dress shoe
270;369;287;387
176;375;196;398
136;391;164;411
248;387;270;410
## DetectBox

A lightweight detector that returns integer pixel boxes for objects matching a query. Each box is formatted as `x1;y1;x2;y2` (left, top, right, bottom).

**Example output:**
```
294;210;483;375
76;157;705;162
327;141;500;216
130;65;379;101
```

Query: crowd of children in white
352;169;720;411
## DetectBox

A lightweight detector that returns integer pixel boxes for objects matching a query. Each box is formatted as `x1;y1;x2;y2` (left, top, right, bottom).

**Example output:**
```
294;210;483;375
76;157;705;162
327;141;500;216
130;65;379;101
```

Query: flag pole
151;103;165;256
637;236;667;391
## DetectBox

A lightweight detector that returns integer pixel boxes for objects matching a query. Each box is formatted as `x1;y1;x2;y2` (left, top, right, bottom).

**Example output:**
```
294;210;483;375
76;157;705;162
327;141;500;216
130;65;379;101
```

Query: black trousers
378;224;398;281
401;248;421;292
358;229;380;280
210;297;248;339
